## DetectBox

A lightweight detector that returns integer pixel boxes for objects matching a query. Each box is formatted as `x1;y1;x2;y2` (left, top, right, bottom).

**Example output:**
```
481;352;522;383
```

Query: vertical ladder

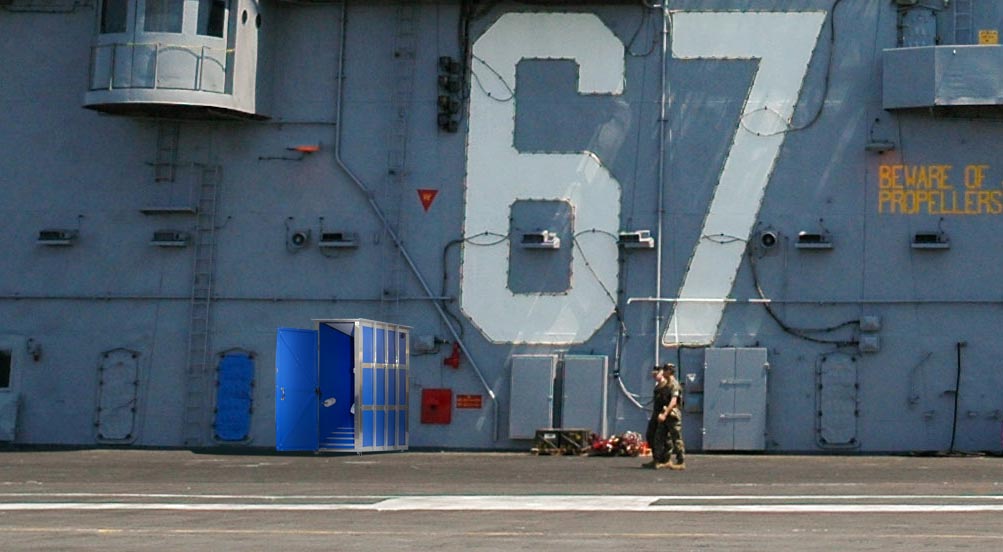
381;2;417;320
955;0;974;45
154;122;180;183
182;165;222;447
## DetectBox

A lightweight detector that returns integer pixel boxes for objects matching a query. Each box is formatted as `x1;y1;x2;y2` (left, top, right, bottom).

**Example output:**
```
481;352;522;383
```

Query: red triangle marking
417;189;439;212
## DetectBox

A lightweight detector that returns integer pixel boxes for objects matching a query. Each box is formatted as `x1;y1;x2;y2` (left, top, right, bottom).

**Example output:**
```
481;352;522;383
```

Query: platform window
198;0;226;38
100;0;128;34
145;0;183;33
0;350;10;389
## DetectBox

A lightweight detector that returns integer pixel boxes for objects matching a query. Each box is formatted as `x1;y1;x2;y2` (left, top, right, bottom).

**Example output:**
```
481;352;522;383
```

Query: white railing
89;42;230;93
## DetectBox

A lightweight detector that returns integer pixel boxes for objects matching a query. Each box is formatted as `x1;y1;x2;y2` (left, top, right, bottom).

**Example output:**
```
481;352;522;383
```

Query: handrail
94;41;235;53
88;41;229;93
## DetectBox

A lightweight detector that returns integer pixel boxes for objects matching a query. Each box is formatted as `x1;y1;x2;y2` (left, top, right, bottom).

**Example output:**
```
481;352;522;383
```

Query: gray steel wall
1;0;1001;452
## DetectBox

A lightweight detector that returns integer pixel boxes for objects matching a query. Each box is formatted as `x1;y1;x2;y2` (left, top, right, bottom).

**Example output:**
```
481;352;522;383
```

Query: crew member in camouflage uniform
642;363;686;470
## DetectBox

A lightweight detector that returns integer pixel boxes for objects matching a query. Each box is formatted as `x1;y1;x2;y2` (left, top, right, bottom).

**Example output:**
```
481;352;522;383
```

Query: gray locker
703;348;768;450
508;354;557;439
561;355;608;438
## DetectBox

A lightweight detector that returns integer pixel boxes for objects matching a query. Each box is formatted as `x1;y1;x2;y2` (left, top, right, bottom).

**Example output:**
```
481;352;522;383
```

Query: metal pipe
950;340;966;452
154;42;160;90
653;4;670;366
10;293;1003;307
333;1;498;440
629;297;772;304
196;45;204;91
627;297;1003;306
0;294;452;302
109;44;116;90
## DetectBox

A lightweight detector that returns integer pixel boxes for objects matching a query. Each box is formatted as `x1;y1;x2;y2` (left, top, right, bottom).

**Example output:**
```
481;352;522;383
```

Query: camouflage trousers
646;415;685;465
665;415;685;464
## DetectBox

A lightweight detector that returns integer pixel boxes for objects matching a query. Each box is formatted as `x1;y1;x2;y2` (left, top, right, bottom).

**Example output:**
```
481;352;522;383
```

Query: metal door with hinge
275;328;318;451
703;348;768;450
561;355;608;437
509;354;557;439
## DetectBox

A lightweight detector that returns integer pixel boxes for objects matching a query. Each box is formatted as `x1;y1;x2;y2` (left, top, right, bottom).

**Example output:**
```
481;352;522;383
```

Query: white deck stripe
2;493;1002;501
1;495;1002;513
1;503;1002;513
0;492;385;500
3;495;998;503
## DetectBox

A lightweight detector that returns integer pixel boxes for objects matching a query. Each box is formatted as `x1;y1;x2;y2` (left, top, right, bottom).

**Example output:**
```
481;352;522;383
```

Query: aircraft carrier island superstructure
2;0;1002;453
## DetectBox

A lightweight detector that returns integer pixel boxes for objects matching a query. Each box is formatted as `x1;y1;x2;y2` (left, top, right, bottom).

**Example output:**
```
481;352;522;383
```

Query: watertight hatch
214;352;255;442
817;354;858;448
96;349;139;442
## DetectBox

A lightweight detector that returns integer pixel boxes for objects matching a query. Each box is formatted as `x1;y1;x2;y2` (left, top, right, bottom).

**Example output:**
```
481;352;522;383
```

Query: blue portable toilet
275;319;410;452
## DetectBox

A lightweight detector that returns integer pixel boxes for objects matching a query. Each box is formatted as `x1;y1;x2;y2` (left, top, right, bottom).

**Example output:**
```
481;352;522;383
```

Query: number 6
461;13;625;344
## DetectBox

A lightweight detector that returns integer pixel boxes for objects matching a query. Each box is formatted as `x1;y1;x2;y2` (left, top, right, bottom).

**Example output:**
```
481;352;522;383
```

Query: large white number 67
664;12;827;346
461;13;624;344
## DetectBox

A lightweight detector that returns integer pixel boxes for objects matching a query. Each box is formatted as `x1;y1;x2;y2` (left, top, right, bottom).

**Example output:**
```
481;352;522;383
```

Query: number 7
664;11;827;346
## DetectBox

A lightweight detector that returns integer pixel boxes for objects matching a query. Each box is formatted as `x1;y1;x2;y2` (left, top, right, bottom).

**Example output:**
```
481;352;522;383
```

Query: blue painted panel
275;328;318;451
388;330;397;364
214;353;255;442
319;323;354;447
376;368;386;406
362;367;374;405
362;410;374;447
398;369;407;406
398;333;407;363
362;325;374;363
387;410;397;447
375;410;385;446
376;328;385;363
387;368;397;405
398;410;407;445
